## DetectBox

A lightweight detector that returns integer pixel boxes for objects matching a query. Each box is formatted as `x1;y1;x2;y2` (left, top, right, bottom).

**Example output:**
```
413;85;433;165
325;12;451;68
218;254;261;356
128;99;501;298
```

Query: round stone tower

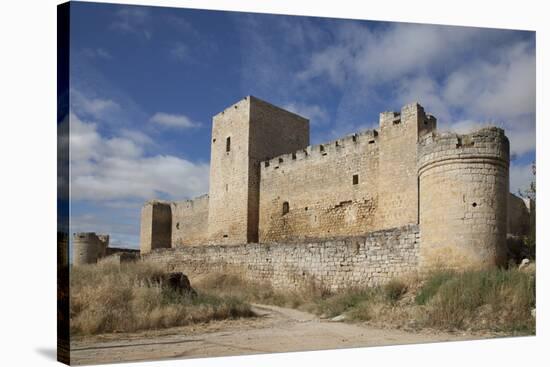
417;127;509;269
72;232;105;266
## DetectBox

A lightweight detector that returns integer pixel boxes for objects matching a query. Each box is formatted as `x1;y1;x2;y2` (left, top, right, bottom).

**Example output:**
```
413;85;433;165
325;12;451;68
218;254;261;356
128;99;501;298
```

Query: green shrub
423;268;535;332
415;270;455;305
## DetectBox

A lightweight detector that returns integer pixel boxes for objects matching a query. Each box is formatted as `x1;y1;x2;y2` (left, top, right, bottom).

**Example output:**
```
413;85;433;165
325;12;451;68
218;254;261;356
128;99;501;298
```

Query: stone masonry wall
208;96;309;244
418;127;509;269
172;195;209;246
375;103;435;230
507;193;533;237
142;225;419;291
140;201;172;254
207;98;251;244
259;129;379;242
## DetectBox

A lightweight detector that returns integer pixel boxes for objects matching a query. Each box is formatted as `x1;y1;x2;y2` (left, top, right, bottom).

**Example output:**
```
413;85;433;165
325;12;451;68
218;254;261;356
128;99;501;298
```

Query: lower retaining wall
142;225;419;291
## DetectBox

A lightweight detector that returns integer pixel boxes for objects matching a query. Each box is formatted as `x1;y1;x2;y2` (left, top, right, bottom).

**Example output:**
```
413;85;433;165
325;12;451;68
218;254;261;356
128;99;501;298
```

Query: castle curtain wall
258;130;379;242
171;195;209;247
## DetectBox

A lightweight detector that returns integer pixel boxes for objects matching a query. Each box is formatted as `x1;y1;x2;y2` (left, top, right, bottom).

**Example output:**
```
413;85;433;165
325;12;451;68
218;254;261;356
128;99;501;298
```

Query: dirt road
71;304;485;365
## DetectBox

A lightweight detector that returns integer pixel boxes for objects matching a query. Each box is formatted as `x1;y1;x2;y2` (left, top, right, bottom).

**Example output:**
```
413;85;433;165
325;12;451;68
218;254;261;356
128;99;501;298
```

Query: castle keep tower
417;127;509;268
207;96;309;244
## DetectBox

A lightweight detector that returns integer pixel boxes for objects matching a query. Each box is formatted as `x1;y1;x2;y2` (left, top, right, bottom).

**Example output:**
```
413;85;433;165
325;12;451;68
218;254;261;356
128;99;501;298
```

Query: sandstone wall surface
507;193;533;237
208;96;309;244
140;201;172;254
375;103;435;230
418;127;509;269
258;129;379;242
142;225;419;291
172;195;209;246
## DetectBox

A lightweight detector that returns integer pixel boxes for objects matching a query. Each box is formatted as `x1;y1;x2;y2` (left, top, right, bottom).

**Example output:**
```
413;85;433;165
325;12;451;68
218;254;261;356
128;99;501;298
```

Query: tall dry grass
71;261;535;336
70;262;254;336
192;267;535;334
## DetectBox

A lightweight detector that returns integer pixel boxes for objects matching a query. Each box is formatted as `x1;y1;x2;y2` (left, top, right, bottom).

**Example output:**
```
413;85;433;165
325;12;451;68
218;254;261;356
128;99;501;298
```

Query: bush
422;268;535;332
415;270;455;305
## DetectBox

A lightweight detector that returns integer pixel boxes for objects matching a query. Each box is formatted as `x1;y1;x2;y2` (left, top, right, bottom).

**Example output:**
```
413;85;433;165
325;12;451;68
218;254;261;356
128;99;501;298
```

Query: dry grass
70;262;254;336
192;267;535;335
71;261;535;336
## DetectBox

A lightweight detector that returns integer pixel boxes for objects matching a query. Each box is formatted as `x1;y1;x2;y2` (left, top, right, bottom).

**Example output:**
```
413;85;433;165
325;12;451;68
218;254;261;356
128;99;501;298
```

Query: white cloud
81;48;112;59
119;128;154;146
149;112;200;128
71;89;120;120
69;113;209;201
441;41;535;120
110;7;152;39
169;42;189;61
283;102;329;125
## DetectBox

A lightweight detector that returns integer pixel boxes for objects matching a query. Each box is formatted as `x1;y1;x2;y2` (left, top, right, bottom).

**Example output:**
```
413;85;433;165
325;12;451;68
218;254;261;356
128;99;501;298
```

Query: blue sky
67;2;536;249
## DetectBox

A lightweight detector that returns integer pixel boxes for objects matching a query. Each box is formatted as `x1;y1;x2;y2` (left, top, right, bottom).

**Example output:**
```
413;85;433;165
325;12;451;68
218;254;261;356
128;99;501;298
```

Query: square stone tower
208;96;310;244
140;200;172;254
376;103;436;229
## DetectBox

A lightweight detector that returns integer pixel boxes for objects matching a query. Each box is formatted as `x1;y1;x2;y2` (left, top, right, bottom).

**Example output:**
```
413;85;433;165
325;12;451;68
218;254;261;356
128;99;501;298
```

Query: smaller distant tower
140;200;172;254
72;232;103;266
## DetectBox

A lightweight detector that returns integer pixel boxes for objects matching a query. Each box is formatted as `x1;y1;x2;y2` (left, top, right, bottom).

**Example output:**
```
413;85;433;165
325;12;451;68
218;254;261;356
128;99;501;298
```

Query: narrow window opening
393;119;401;125
279;158;284;164
335;141;339;147
352;135;357;142
223;234;228;238
213;138;216;143
226;137;231;152
176;222;180;230
282;201;289;215
369;139;375;144
353;174;359;185
292;153;296;160
265;161;270;168
305;207;308;211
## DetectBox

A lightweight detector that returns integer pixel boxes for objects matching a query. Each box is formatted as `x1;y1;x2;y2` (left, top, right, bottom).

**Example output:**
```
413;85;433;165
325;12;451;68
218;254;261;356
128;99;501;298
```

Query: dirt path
70;304;485;365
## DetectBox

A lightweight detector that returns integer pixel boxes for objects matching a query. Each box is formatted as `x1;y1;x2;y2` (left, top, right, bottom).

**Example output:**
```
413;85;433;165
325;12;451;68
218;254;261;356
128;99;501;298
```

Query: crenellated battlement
261;129;379;172
173;194;209;209
418;127;510;175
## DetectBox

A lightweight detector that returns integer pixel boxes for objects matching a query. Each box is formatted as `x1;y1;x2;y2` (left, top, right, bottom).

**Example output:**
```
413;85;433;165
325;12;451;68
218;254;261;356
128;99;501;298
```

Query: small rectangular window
353;174;359;185
265;161;270;168
282;201;289;215
226;137;231;152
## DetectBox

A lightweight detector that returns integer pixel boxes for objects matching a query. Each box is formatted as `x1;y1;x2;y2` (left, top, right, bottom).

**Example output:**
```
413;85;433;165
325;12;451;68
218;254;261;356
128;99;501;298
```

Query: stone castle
74;96;534;288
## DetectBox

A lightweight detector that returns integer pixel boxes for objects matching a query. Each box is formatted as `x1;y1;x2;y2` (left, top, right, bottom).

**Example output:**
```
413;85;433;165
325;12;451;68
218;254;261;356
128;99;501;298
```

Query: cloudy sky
67;2;536;249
